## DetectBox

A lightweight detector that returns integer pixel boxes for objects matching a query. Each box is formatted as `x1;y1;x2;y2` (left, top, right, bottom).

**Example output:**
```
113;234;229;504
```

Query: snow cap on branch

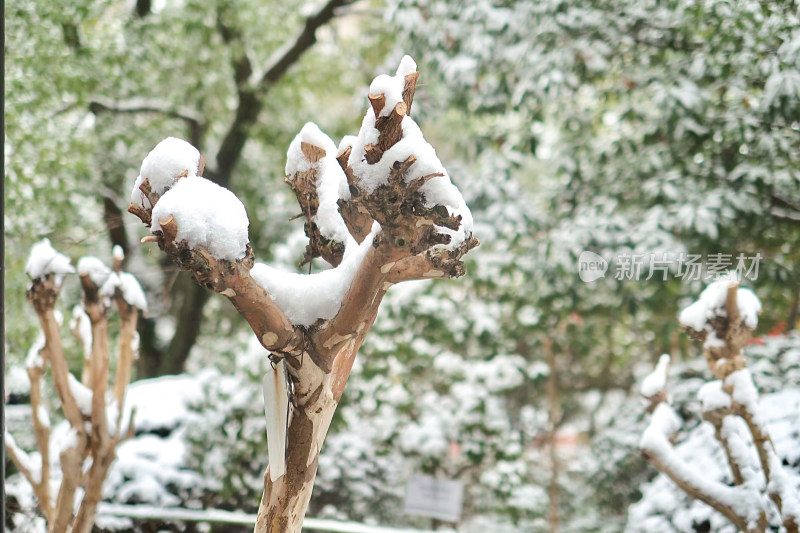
77;256;112;287
697;380;732;413
131;137;201;207
251;230;376;327
640;354;670;398
25;238;75;284
285;123;355;247
678;275;762;332
348;55;474;251
100;272;149;311
151;176;250;261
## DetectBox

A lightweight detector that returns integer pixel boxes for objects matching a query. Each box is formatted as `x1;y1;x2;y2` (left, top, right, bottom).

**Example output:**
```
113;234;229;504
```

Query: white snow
70;305;93;359
77;256;112;287
640;354;670;397
59;427;78;453
370;75;405;118
4;432;41;484
25;238;75;284
679;276;762;333
36;405;50;429
285;123;357;247
251;230;376;327
631;384;800;531
697;380;732;413
26;329;46;370
67;372;93;416
639;403;764;525
640;403;682;451
117;374;206;435
150;176;250;261
100;272;148;311
337;135;358;158
766;444;800;521
396;54;418;79
347;56;473;251
131;137;201;207
724;368;770;436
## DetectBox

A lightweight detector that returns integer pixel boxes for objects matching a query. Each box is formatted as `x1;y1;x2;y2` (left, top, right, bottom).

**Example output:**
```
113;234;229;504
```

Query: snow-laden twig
640;278;798;533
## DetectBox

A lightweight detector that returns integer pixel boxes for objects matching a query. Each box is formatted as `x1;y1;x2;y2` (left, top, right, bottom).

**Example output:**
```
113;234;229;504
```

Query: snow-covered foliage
629;387;800;532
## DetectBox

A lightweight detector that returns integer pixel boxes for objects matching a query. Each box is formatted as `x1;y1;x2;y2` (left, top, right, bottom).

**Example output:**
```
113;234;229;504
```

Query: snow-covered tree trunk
639;279;799;533
129;57;478;532
6;243;146;533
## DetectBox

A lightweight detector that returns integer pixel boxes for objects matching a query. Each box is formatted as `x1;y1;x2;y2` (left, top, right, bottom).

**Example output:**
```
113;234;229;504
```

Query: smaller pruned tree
639;277;799;533
5;240;147;533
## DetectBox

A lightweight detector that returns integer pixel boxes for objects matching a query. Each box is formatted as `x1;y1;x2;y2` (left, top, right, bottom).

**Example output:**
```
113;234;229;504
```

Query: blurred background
4;0;800;531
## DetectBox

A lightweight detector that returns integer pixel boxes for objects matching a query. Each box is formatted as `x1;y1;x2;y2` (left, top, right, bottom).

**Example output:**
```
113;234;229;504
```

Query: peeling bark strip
129;59;478;532
11;251;142;533
640;280;799;533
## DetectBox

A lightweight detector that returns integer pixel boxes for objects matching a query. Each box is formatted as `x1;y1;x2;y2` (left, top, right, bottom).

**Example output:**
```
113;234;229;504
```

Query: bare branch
214;0;355;187
28;365;53;521
27;278;84;432
4;432;49;515
112;298;139;426
88;97;204;145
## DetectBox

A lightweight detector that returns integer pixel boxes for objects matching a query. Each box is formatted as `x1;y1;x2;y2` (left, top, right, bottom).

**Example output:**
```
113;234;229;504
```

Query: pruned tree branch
129;57;478;532
15;243;145;533
641;278;799;533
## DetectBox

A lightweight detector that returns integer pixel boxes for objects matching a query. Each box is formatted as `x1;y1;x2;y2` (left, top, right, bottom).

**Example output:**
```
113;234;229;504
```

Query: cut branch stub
285;142;346;267
705;283;752;379
402;71;420;112
365;101;407;164
347;155;478;281
27;276;61;315
336;146;373;243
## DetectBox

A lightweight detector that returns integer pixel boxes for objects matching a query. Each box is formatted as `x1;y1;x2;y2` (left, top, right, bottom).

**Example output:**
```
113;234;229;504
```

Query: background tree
6;242;146;532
